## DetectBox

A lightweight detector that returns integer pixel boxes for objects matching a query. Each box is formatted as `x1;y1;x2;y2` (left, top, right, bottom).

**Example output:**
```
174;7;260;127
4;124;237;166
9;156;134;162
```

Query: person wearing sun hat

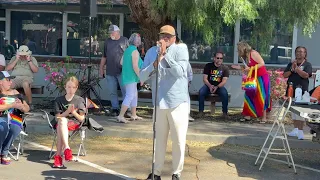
140;25;190;180
5;45;39;109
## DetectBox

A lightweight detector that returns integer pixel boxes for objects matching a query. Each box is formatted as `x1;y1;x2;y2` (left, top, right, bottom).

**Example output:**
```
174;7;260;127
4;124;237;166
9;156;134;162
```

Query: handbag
242;65;258;97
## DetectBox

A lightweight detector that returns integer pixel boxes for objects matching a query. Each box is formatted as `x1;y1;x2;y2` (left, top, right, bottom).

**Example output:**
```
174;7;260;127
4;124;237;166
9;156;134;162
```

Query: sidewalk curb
25;124;320;150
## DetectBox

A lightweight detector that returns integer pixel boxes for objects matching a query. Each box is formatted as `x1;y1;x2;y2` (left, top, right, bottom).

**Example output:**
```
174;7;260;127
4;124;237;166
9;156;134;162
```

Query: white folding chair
255;97;296;173
8;113;31;161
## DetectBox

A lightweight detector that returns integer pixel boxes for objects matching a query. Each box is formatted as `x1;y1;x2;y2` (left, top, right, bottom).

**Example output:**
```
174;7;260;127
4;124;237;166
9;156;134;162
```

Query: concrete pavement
24;111;320;149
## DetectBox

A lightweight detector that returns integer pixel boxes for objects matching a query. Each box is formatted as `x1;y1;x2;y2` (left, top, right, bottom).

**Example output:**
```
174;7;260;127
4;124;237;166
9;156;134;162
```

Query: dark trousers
198;85;229;113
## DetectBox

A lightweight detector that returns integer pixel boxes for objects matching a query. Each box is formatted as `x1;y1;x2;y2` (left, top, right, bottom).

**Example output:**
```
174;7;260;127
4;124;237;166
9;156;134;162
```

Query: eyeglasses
159;34;175;39
216;57;223;59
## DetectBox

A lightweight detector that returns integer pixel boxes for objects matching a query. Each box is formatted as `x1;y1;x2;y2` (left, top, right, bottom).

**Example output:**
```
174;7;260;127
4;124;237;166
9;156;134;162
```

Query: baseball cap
159;25;176;36
0;71;15;80
17;45;32;55
108;25;120;33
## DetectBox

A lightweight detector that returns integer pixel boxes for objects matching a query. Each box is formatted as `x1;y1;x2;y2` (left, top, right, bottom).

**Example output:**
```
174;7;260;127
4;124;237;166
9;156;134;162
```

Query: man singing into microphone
140;25;190;180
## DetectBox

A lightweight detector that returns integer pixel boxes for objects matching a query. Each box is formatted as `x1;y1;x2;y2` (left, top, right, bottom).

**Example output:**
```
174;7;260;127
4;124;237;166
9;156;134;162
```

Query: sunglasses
159;34;175;39
216;57;223;59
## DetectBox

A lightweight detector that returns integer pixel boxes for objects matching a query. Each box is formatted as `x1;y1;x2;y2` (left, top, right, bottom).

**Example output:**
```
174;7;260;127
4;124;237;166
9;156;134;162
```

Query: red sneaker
53;155;63;168
64;148;73;161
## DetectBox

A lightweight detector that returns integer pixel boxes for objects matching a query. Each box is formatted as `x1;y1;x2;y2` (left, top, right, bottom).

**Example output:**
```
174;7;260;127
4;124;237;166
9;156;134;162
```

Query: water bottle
295;85;302;102
287;82;293;97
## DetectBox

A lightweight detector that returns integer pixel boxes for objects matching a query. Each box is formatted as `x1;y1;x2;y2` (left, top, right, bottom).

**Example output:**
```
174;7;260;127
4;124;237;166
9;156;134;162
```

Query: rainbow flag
10;113;23;128
0;97;16;105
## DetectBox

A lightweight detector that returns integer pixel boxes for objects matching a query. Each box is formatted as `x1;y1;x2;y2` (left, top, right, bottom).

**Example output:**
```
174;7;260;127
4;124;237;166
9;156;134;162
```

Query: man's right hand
99;69;105;78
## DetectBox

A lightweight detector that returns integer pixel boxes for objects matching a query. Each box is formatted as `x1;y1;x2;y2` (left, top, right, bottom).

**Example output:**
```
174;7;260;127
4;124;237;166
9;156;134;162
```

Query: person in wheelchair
53;76;86;168
0;71;30;165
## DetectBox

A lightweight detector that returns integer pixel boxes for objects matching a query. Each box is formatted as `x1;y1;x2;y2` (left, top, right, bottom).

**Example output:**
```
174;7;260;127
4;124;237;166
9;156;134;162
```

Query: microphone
156;42;161;55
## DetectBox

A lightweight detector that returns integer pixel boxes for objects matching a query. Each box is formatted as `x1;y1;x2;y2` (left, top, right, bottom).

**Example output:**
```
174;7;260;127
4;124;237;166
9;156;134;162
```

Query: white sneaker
287;128;298;137
297;130;304;140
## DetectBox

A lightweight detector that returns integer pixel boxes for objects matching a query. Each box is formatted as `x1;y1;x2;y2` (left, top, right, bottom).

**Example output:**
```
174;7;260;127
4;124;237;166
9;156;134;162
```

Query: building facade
0;0;318;108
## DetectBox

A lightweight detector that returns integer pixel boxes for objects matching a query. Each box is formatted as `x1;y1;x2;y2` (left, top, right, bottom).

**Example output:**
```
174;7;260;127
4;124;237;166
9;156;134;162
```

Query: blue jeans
0;117;21;156
198;85;229;114
105;75;126;110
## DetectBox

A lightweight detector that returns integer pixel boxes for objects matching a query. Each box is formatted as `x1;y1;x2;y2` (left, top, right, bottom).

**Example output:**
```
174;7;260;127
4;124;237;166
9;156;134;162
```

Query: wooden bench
189;92;231;114
17;85;45;95
137;90;231;114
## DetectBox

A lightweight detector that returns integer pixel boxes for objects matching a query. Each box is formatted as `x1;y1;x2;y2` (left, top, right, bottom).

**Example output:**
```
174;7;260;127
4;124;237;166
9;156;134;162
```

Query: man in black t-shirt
198;52;229;118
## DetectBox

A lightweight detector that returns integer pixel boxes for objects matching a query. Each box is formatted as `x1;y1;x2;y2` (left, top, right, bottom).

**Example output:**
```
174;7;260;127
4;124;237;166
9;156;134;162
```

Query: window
240;20;293;64
0;9;5;18
10;11;63;55
67;13;120;57
0;21;4;32
181;24;234;63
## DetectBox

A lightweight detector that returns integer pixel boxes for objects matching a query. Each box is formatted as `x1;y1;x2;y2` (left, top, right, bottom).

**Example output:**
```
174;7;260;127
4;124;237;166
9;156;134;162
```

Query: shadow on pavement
207;143;320;180
41;170;126;180
24;149;53;168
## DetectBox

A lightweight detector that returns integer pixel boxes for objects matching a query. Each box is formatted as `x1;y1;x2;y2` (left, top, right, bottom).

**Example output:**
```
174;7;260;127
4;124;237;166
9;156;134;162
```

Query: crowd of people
0;23;314;180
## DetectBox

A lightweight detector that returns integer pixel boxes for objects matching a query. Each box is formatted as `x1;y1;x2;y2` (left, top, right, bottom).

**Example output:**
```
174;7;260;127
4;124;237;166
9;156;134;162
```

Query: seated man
5;45;39;109
198;51;229;118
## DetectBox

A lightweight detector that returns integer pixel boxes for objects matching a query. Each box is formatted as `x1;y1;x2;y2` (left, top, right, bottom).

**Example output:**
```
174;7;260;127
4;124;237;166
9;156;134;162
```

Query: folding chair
8;113;32;161
255;97;296;173
45;97;90;161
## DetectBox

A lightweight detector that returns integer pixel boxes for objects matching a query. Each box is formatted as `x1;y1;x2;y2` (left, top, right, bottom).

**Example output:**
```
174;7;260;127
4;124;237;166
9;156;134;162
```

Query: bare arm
283;71;292;78
0;66;5;71
71;110;85;122
217;77;228;88
6;57;19;71
28;57;39;73
99;57;107;77
132;50;140;77
203;74;212;88
251;51;265;69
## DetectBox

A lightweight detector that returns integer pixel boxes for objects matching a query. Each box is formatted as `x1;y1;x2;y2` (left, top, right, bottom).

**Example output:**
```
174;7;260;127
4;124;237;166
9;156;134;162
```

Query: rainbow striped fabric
0;97;24;128
242;74;271;118
9;113;23;128
0;97;16;105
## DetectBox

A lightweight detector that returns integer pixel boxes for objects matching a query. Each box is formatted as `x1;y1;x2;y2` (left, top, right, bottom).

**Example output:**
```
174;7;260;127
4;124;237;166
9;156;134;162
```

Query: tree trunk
124;0;171;50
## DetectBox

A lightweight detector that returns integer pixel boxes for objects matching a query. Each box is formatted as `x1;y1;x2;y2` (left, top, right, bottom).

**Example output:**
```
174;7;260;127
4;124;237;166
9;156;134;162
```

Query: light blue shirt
140;43;190;109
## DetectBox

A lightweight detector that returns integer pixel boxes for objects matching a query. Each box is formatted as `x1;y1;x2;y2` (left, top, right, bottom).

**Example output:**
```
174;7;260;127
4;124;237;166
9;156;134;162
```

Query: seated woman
0;71;30;165
53;76;86;168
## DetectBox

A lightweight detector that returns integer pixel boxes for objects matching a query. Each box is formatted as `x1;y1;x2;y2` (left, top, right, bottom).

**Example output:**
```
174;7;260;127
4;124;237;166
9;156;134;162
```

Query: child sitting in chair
53;76;86;168
0;71;29;165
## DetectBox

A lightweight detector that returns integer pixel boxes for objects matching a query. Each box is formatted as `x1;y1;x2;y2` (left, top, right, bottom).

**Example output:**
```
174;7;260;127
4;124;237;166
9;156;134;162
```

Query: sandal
130;116;143;121
117;116;128;123
259;120;267;124
240;117;251;122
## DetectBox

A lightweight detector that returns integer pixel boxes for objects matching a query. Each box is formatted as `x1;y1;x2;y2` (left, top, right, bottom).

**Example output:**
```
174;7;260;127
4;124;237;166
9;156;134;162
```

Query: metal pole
87;16;92;98
151;47;161;180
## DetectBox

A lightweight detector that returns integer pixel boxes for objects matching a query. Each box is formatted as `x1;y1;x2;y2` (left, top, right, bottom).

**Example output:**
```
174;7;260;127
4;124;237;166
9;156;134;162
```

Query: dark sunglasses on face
159;34;175;39
216;57;223;60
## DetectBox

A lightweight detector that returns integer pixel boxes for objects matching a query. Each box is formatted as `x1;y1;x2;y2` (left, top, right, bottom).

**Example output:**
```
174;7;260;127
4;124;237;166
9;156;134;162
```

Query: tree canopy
151;0;320;44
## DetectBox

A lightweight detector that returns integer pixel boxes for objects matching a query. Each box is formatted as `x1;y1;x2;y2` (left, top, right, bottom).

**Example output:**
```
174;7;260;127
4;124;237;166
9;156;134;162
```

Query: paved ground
24;111;320;149
3;136;320;180
2;109;320;180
